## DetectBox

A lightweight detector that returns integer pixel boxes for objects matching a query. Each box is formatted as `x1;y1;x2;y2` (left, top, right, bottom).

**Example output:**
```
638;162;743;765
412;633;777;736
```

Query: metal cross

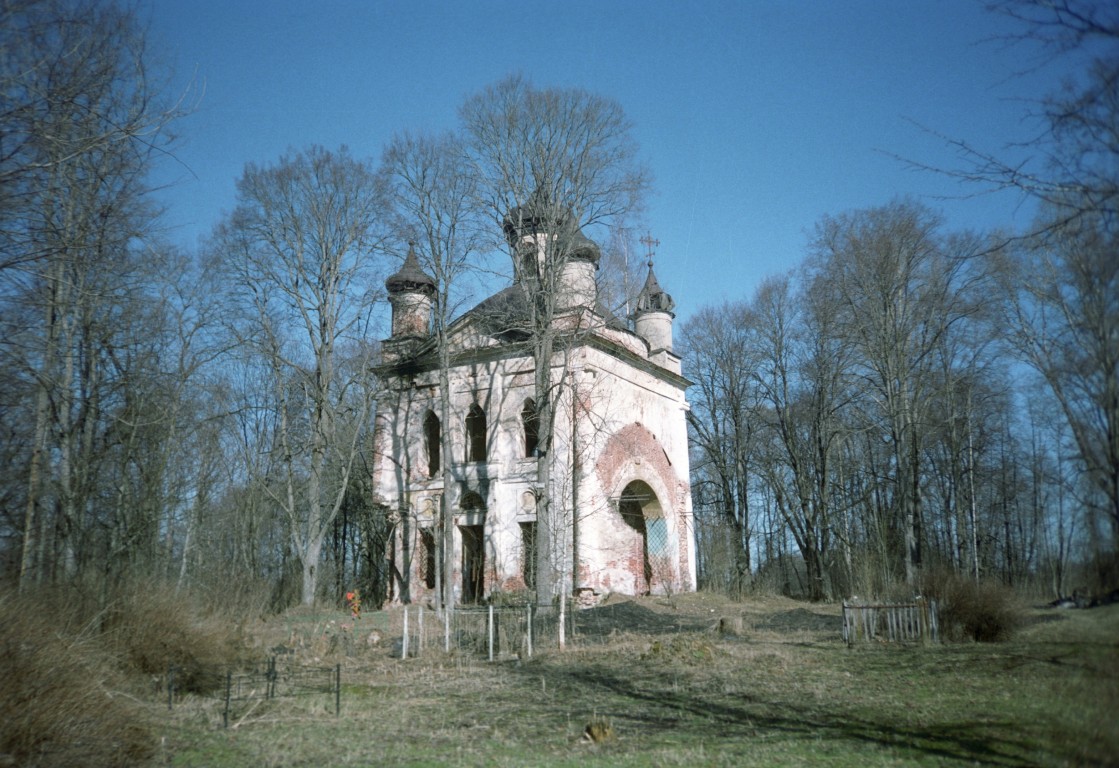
639;234;660;267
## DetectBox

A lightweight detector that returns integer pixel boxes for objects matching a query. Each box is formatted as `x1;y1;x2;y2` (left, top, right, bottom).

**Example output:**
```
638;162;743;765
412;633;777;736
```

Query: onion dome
502;188;601;263
385;243;436;295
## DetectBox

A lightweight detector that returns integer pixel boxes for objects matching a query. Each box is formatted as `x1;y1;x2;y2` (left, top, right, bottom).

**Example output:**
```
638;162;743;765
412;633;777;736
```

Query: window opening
520;521;537;591
419;528;436;589
522;399;539;458
423;410;441;477
465;403;487;462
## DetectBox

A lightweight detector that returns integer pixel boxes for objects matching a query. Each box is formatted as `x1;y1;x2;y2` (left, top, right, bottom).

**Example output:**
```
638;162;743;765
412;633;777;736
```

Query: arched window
465;403;487;463
423;410;441;477
459;491;487;604
521;398;539;458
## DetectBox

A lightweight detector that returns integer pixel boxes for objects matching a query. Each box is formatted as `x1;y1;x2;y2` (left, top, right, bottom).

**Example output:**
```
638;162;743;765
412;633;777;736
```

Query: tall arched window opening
465;403;487;463
423;410;441;477
459;491;487;603
521;398;539;458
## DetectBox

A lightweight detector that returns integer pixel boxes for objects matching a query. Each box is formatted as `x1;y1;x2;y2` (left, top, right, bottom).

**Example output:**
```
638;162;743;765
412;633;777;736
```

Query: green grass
153;596;1119;767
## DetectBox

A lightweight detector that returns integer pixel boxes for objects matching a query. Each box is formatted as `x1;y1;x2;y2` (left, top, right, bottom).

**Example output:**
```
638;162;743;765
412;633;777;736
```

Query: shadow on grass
572;601;712;637
517;659;1041;766
754;607;839;634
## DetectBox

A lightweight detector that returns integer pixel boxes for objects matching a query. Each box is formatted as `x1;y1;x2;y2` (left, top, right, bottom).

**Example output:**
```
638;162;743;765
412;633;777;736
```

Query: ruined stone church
371;201;695;606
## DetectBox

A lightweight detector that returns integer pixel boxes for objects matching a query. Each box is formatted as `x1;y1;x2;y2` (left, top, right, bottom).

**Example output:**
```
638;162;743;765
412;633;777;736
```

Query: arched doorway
459;491;486;603
618;480;671;595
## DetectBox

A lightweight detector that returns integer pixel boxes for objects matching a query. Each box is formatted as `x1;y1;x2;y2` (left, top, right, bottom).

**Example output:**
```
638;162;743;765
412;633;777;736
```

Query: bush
0;589;154;767
921;570;1023;642
101;581;245;693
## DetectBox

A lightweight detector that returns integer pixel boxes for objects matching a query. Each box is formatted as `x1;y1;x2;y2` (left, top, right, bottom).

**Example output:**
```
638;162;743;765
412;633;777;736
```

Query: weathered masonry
371;201;696;606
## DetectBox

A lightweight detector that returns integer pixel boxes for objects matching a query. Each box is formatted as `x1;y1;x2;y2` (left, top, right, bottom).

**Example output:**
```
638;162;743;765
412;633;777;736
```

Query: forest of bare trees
0;0;1114;610
684;0;1119;599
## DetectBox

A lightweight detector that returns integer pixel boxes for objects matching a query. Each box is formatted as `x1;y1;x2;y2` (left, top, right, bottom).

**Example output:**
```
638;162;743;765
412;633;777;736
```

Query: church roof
385;244;436;295
461;284;629;340
634;263;675;316
502;188;601;263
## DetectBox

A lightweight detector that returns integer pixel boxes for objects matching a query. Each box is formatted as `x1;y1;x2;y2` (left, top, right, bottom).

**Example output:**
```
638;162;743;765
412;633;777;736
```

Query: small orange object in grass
345;590;361;619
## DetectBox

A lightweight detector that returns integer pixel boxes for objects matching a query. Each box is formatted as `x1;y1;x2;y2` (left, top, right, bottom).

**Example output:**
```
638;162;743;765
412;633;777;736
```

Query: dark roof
501;188;601;263
385;245;436;295
466;285;533;340
459;284;628;340
634;264;675;316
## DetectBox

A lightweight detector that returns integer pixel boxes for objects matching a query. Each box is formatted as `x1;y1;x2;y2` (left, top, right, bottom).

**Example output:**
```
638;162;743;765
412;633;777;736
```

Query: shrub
921;569;1023;642
0;589;154;767
101;581;245;693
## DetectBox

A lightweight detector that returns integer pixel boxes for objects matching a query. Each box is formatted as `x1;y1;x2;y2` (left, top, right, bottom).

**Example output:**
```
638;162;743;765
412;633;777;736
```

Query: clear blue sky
145;0;1073;324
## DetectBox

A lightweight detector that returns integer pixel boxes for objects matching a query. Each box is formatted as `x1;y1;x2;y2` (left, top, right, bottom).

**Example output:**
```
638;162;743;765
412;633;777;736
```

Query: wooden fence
842;599;939;645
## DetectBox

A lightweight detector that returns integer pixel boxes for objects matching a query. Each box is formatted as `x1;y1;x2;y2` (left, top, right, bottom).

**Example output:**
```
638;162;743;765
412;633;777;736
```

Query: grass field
155;592;1119;767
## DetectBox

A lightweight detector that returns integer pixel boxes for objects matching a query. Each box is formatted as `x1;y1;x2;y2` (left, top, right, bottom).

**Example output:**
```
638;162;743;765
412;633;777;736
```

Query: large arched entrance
618;480;671;595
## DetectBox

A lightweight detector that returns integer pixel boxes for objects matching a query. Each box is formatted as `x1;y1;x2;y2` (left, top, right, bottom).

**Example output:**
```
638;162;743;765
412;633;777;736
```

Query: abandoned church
371;198;696;607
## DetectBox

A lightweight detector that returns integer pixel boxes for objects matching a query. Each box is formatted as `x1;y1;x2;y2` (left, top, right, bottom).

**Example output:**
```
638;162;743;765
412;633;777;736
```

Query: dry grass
0;581;247;767
6;587;1116;766
100;581;245;693
0;589;154;767
152;593;1119;767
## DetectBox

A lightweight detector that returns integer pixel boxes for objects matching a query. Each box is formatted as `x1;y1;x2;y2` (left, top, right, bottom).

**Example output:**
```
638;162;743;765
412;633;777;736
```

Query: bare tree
998;202;1119;551
377;130;485;612
458;75;650;606
810;201;987;586
896;1;1114;238
679;301;759;595
212;146;384;606
0;0;183;589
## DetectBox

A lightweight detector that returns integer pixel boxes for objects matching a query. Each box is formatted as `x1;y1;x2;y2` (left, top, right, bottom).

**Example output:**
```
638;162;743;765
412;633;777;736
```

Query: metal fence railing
396;598;701;660
399;603;575;660
167;658;341;727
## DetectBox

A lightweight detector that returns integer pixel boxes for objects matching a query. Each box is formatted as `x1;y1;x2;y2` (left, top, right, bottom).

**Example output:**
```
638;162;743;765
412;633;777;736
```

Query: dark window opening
520;521;537;591
465;403;487;463
522;399;539;458
461;525;485;604
423;410;441;477
419;528;436;589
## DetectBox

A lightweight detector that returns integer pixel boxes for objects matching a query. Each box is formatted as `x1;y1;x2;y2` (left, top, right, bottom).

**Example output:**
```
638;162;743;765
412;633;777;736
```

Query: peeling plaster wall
373;319;696;605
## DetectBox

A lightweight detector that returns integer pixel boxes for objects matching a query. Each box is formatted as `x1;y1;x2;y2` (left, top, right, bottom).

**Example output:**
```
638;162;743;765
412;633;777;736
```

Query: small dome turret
632;238;676;355
386;243;435;339
385;243;436;296
634;265;675;317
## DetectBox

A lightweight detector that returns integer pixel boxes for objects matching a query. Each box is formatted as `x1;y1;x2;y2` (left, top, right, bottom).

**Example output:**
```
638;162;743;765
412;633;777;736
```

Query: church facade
370;205;695;606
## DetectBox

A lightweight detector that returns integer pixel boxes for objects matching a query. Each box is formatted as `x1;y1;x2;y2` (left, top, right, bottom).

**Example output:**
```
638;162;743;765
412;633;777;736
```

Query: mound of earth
573;593;839;638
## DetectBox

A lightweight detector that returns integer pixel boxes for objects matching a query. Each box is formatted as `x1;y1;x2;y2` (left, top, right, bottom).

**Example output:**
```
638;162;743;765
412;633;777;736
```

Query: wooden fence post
407;609;416;662
488;604;495;662
223;671;232;728
526;602;534;659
